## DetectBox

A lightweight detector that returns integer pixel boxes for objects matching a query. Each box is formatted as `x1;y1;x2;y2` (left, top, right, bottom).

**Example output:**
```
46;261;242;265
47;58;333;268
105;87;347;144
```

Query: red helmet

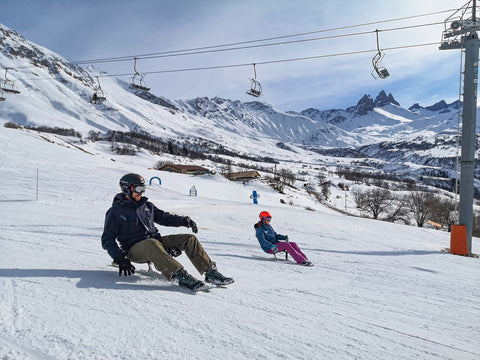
259;211;272;221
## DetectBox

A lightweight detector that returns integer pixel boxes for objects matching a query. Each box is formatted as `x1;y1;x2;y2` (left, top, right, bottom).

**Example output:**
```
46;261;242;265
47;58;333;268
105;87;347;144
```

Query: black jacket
101;193;190;259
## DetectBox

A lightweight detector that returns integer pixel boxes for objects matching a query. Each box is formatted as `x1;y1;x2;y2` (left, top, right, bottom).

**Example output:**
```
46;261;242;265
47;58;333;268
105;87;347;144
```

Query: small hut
158;164;210;175
228;171;260;181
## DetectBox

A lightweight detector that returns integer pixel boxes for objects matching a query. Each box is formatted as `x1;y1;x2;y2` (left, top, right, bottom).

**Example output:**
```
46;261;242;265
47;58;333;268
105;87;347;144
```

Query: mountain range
1;23;479;194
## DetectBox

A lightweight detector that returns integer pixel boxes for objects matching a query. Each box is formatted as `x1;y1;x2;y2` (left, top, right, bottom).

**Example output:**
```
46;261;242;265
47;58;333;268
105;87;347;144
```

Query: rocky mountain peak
425;100;448;111
374;90;400;107
347;91;400;115
409;103;422;111
1;23;91;88
354;94;375;115
408;99;461;113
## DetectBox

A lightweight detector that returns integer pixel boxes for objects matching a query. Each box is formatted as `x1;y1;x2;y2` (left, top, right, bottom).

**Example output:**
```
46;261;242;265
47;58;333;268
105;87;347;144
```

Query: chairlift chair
2;82;20;94
374;67;390;80
246;63;262;97
371;30;390;80
90;76;106;104
371;52;390;79
2;68;20;94
247;78;262;97
130;57;150;91
96;91;107;103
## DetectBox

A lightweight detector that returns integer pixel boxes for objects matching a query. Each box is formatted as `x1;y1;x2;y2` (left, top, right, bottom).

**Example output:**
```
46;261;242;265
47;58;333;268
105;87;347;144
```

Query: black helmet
119;173;145;195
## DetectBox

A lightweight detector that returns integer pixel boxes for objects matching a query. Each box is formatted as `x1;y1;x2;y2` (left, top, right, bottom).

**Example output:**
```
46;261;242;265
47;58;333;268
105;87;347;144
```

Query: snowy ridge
175;97;320;144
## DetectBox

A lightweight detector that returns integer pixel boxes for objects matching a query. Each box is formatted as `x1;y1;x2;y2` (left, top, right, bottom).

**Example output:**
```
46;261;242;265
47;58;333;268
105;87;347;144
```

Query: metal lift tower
440;0;480;255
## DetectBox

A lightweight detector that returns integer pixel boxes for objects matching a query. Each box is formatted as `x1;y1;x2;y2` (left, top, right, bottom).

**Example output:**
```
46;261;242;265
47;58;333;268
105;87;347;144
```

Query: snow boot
205;265;234;285
175;269;207;292
301;260;313;267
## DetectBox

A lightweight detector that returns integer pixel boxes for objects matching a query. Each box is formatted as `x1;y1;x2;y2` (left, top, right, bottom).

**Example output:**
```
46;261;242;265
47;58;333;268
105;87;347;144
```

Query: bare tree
321;181;331;200
267;175;285;193
317;171;326;186
87;130;101;141
353;188;393;219
430;198;457;230
278;168;296;187
222;162;233;178
473;211;480;237
384;195;409;224
406;191;440;227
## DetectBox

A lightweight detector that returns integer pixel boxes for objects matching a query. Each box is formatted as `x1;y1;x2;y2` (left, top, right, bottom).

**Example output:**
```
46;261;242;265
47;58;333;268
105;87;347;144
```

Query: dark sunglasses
131;185;146;193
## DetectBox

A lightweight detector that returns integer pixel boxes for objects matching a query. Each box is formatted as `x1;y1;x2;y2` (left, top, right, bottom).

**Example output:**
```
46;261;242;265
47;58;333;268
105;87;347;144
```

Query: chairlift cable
74;21;445;65
164;42;438;71
107;42;441;77
18;41;441;82
74;9;454;64
137;22;445;61
75;8;454;65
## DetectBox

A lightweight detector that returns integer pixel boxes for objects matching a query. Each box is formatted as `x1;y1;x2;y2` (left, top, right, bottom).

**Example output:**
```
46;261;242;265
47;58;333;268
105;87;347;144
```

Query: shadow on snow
0;268;191;294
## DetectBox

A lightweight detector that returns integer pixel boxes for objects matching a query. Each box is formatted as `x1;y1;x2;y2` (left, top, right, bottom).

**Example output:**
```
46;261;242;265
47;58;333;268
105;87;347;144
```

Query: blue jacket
254;222;287;253
101;193;190;260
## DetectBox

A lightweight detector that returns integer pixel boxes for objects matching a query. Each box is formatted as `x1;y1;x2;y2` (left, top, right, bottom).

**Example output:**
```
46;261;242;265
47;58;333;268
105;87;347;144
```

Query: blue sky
1;0;468;112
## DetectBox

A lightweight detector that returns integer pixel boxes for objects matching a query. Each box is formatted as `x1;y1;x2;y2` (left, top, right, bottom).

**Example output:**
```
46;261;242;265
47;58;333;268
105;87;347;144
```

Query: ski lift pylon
371;29;390;80
2;68;21;94
246;63;262;97
130;57;150;91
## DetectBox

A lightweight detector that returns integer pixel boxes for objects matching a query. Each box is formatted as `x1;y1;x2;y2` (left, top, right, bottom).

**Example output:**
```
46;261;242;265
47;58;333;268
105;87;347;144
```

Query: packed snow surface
0;126;479;360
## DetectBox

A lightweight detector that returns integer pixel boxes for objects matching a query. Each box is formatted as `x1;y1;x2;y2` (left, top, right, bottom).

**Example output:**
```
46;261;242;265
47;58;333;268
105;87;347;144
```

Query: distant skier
101;173;234;291
254;211;313;266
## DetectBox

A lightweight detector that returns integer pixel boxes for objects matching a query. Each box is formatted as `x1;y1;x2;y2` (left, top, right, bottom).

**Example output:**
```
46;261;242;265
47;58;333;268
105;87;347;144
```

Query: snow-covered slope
1;24;480;359
1;111;480;360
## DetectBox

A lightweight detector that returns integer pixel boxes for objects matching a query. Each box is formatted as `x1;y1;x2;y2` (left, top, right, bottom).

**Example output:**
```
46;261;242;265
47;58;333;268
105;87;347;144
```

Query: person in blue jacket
254;211;313;266
101;173;234;291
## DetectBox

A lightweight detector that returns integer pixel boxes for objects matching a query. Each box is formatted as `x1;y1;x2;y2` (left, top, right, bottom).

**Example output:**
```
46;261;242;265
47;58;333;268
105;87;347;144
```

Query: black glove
167;247;182;257
114;254;135;276
187;218;198;233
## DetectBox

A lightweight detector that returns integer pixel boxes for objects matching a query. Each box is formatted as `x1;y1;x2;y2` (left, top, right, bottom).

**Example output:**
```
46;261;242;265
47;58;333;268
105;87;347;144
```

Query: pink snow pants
268;242;308;264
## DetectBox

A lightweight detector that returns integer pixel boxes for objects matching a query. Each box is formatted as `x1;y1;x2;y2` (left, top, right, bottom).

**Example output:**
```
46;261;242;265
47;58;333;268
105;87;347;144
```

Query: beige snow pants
127;234;214;280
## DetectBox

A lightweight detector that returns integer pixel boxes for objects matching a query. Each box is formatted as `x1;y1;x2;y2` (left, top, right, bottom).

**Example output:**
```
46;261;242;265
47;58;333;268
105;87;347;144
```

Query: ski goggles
131;185;146;193
261;216;271;221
